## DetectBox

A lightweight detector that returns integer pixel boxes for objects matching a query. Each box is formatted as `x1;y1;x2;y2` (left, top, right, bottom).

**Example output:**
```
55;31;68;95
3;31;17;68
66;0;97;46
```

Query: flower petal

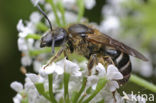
13;94;22;103
31;0;40;6
26;73;44;83
85;0;96;10
17;19;24;32
107;65;123;80
87;75;98;88
43;63;55;74
106;81;119;92
95;63;106;77
30;12;42;23
57;58;81;76
54;65;64;75
10;81;23;92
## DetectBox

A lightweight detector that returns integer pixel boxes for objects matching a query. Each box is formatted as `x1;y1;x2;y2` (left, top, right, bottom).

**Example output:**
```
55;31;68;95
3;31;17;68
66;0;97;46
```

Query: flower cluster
11;57;125;103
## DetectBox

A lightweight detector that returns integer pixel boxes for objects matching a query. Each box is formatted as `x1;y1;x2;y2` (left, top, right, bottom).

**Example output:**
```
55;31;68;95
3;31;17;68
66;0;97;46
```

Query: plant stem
130;74;156;93
64;73;70;103
26;34;41;40
48;74;57;103
35;83;51;101
36;22;49;31
57;0;66;27
82;78;107;103
29;48;51;56
73;77;87;103
46;0;61;26
77;0;85;22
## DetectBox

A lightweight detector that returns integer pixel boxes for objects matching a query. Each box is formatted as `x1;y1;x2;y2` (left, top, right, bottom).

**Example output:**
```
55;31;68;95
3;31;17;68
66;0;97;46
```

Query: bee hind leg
87;54;98;76
112;91;117;103
103;56;115;67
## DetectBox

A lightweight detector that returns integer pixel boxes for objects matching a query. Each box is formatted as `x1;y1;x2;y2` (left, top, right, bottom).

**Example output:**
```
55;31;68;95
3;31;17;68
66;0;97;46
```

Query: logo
122;91;155;102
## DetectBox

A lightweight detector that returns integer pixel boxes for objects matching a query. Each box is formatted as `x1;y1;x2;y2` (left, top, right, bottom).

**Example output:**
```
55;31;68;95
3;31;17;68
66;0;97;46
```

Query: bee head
40;28;67;53
37;5;67;54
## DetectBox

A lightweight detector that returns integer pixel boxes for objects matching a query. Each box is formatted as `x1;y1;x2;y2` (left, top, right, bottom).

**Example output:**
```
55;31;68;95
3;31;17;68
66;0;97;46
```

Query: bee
37;5;148;85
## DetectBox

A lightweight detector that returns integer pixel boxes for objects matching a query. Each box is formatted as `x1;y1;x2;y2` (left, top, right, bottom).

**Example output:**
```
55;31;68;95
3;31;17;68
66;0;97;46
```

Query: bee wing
87;33;148;61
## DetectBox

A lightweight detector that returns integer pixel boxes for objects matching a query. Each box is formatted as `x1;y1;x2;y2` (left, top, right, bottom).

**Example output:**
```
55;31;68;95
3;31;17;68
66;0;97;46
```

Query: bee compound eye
68;24;94;35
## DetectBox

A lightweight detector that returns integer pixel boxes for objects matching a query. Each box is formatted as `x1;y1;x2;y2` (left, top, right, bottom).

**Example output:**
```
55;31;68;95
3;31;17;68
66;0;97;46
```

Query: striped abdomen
105;48;132;85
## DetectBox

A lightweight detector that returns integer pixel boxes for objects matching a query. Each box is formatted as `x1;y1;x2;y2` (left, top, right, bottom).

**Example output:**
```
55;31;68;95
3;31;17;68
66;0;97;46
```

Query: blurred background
0;0;34;102
0;0;155;102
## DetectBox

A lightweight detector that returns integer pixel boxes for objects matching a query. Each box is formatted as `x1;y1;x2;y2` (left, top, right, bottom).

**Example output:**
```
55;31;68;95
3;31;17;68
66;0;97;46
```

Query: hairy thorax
67;35;103;59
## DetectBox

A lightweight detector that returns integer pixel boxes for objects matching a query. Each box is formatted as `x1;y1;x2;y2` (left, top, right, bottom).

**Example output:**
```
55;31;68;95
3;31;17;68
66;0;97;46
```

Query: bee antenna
36;5;53;32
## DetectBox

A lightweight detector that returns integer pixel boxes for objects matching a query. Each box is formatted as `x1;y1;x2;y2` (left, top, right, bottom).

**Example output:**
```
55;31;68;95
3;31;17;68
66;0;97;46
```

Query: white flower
95;63;123;92
132;56;153;77
17;19;25;33
17;38;28;51
62;0;76;5
87;75;98;90
13;94;22;103
65;11;77;24
105;65;123;92
56;58;82;76
86;63;123;91
24;77;35;91
62;0;76;10
41;58;82;76
31;0;40;6
44;3;52;11
100;16;120;35
10;81;23;93
30;12;42;23
31;0;44;6
40;62;64;76
97;90;124;103
95;63;106;77
17;19;34;38
26;73;44;83
21;53;32;66
33;60;42;73
106;65;123;80
85;0;96;10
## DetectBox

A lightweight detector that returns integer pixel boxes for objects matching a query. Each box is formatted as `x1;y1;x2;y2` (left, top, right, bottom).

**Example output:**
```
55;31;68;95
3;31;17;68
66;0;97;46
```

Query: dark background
0;0;34;102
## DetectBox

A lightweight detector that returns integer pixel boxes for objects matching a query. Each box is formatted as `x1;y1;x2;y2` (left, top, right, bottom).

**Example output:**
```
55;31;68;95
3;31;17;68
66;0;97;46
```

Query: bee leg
103;56;115;66
43;46;65;69
63;50;69;60
112;91;117;103
88;54;98;75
